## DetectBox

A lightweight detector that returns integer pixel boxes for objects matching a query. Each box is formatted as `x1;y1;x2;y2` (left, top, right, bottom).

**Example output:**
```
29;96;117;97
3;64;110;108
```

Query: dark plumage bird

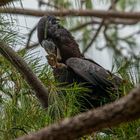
37;16;122;109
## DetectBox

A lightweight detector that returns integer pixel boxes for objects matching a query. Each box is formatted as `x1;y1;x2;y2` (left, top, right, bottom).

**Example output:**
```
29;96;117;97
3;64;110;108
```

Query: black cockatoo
37;16;122;109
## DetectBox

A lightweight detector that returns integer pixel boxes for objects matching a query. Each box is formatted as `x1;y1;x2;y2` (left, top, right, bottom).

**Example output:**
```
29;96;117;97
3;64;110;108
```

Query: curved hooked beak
46;16;60;24
56;18;60;23
41;40;62;62
41;40;56;55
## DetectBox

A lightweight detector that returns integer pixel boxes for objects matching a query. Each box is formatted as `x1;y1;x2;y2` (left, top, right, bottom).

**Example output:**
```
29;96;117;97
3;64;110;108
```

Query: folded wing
66;58;121;90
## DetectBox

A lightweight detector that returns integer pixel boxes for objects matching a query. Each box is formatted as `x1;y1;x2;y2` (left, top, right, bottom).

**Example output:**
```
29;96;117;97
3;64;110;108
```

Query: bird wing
66;58;117;89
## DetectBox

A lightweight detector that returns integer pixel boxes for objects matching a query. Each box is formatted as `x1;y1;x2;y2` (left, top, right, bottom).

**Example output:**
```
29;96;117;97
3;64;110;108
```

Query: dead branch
0;42;49;108
70;19;138;32
26;43;39;50
26;25;37;48
82;0;118;54
82;21;104;54
16;85;140;140
0;7;140;20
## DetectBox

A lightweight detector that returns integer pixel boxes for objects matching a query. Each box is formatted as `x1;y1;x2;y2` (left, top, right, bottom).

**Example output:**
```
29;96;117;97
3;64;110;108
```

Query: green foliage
1;47;140;140
0;51;83;139
1;0;140;139
85;0;93;9
0;16;17;44
118;0;139;10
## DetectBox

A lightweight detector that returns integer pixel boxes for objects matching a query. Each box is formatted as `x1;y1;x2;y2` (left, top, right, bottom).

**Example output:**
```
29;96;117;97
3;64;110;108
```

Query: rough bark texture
0;8;140;20
0;42;49;108
16;86;140;140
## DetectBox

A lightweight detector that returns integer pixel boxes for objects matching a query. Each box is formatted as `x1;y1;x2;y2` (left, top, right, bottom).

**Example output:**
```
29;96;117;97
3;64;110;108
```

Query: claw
46;54;57;68
46;54;67;69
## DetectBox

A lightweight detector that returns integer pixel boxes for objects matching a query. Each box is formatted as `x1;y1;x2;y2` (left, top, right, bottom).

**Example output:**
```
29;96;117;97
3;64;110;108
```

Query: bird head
37;15;60;44
37;15;83;64
37;15;62;61
45;15;60;25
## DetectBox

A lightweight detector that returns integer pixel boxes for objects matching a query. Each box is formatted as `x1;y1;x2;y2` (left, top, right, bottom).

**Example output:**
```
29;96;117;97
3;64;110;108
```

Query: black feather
37;16;122;109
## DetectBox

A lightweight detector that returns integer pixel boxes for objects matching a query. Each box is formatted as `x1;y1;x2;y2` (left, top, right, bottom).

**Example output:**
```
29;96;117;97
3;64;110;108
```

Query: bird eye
47;16;59;25
51;19;56;24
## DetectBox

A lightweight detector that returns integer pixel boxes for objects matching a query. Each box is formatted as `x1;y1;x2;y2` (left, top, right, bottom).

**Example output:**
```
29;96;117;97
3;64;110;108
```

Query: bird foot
46;54;67;69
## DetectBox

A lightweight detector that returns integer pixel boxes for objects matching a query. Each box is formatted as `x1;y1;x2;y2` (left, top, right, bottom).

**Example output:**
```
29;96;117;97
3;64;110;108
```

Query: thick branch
16;86;140;140
0;42;49;108
0;8;140;20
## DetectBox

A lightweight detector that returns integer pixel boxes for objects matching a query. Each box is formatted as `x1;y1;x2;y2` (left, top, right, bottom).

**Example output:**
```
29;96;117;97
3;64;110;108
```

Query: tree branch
82;0;119;54
0;42;49;108
16;86;140;140
70;19;138;32
26;25;37;48
82;21;104;54
26;43;39;50
0;7;140;19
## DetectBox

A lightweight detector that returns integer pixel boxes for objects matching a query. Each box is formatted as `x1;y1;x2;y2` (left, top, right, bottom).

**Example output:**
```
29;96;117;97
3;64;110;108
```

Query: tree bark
0;42;49;108
0;8;140;20
16;86;140;140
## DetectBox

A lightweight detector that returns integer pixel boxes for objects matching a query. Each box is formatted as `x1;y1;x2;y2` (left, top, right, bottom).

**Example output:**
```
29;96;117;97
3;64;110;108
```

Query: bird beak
42;40;54;52
56;18;60;23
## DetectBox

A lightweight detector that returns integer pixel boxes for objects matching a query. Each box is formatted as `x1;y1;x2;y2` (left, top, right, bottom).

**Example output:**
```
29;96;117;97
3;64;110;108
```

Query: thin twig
82;21;104;54
26;43;39;49
82;0;119;54
70;19;138;32
26;25;37;49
